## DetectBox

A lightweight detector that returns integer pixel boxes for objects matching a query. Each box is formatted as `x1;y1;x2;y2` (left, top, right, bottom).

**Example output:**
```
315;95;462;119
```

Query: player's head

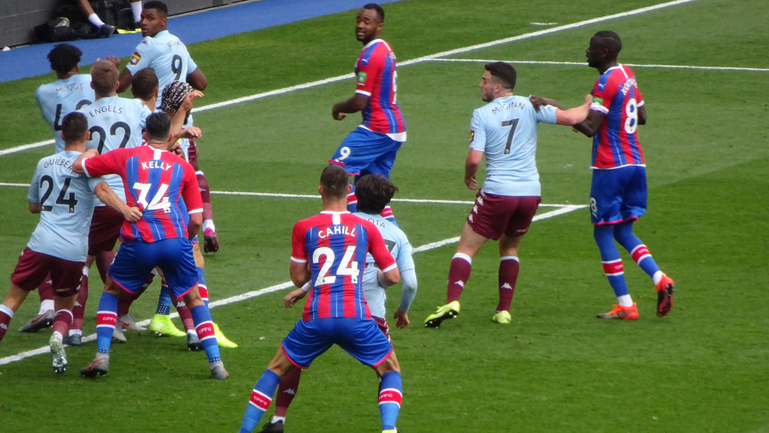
356;4;384;44
587;31;622;68
90;60;119;97
131;67;159;101
481;62;516;102
47;43;82;77
143;112;172;146
61;112;89;148
160;80;193;120
140;1;168;37
319;164;351;200
355;174;398;215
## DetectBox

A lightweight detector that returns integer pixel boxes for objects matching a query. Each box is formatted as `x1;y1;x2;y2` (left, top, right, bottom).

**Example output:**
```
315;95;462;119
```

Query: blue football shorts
109;238;199;297
589;165;647;225
329;127;403;177
281;317;394;369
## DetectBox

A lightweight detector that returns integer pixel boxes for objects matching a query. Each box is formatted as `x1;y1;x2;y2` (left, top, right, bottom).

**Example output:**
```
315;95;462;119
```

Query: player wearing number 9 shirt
573;31;674;320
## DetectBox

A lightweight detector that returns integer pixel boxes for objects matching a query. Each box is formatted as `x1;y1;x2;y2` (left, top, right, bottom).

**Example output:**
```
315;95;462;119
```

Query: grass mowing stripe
0;0;698;157
428;58;769;72
0;204;584;366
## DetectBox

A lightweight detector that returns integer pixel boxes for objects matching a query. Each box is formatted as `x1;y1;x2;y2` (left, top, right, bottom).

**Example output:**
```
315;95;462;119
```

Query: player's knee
182;287;203;307
379;351;400;374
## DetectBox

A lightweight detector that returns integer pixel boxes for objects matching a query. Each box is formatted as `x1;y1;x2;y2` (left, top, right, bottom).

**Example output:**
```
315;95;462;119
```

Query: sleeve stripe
381;263;397;273
355;90;371;96
637;100;645;107
187;208;203;214
590;103;609;114
81;158;91;177
290;256;307;264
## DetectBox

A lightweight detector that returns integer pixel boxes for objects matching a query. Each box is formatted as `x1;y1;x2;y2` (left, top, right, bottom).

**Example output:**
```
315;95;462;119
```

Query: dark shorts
109;238;198;298
88;206;124;256
589;166;647;225
10;248;82;297
467;191;541;241
373;316;391;342
186;137;198;164
281;317;393;369
329;127;402;177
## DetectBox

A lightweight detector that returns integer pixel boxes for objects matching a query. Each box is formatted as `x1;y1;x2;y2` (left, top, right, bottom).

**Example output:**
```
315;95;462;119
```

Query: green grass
1;0;768;432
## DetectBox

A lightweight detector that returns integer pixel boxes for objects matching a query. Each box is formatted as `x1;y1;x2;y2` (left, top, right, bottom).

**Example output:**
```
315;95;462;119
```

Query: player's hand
332;103;347;121
529;95;546;112
393;310;410;328
284;288;307;308
123;206;142;223
169;141;184;157
96;56;121;69
584;93;593;105
465;175;477;190
180;91;204;114
181;126;202;139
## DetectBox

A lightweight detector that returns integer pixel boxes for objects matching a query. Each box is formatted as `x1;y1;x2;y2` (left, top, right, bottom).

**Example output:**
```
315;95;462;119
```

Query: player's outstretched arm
187;69;208;91
530;96;565;111
573;109;605;137
555;94;593;126
71;149;100;174
94;182;141;222
117;68;134;93
332;93;369;120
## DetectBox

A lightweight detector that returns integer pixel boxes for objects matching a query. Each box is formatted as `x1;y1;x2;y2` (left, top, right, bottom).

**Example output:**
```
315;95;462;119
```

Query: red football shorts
88;206;124;256
467;191;541;241
10;248;83;297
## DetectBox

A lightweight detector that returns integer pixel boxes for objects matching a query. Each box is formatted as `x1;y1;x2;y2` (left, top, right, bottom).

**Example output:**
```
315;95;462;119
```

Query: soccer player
572;31;674;319
237;165;403;433
329;3;405;223
423;62;592;328
72;0;119;37
0;112;136;374
73;112;228;380
130;67;160;110
257;174;416;433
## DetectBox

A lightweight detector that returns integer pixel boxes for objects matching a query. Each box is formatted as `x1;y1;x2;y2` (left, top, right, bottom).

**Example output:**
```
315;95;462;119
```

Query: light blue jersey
35;75;95;153
27;151;104;262
469;95;557;197
79;96;151;203
354;212;417;318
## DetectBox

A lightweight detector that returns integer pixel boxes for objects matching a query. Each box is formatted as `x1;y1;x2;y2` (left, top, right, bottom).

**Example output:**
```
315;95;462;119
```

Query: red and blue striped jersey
291;211;397;321
589;64;645;169
355;39;406;140
82;146;202;243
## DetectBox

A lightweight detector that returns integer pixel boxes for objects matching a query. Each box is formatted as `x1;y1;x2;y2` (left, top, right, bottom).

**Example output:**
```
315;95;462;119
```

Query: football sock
271;417;286;425
95;292;118;354
37;276;54;313
594;225;631;302
274;368;302;418
95;250;115;283
156;281;172;315
497;256;519;312
71;267;88;332
613;221;662;280
380;205;398;227
378;371;403;431
447;253;472;303
0;305;14;343
239;370;280;433
197;267;209;308
52;309;73;338
347;182;357;213
196;172;215;224
130;1;142;22
170;292;195;332
88;13;105;27
190;304;220;364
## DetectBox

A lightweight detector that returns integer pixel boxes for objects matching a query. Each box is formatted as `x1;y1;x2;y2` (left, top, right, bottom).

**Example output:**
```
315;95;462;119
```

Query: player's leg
261;368;301;432
373;351;402;433
0;285;31;343
73;0;115;37
48;258;81;374
129;0;142;24
64;265;89;345
239;347;297;433
2;248;53;342
17;275;54;333
169;289;202;351
187;141;219;253
80;278;123;377
148;273;186;337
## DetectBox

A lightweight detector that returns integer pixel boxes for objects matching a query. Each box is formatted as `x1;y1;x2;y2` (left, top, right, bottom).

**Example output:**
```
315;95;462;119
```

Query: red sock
196;172;214;222
0;305;13;343
96;250;116;283
38;275;54;304
274;368;302;417
496;256;519;312
170;292;195;332
71;270;89;332
447;254;472;303
52;309;73;337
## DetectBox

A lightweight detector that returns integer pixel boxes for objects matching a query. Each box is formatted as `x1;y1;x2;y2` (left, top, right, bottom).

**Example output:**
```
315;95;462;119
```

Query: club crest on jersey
129;52;141;66
358;72;367;83
470;130;475;143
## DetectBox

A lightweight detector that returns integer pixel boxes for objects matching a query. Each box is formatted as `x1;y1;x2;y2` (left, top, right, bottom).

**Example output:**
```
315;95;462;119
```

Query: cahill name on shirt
318;224;356;239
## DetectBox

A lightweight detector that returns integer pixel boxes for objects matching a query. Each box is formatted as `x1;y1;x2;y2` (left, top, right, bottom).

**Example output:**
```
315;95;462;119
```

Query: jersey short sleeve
469;109;486;152
534;103;558;125
186;55;197;74
590;75;616;115
27;160;44;203
83;148;128;178
355;50;381;97
86;176;105;192
291;222;309;263
127;38;155;74
180;162;203;214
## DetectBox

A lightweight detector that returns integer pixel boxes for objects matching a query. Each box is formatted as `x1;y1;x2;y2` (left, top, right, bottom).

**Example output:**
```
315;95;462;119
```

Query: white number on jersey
313;245;360;286
624;98;638;135
133;182;171;212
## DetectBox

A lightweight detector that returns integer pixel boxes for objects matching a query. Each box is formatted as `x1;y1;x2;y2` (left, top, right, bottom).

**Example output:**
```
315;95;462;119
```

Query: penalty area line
0;204;585;366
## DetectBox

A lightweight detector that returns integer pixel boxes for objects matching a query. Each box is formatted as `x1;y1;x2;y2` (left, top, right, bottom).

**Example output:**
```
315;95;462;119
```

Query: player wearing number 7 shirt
571;31;674;320
330;3;405;225
73;112;228;380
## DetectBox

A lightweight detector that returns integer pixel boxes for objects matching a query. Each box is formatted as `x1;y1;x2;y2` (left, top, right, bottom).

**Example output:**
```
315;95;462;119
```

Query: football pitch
1;0;768;432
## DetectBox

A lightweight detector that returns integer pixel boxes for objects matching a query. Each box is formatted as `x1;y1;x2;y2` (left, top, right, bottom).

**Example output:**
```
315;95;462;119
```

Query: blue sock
594;225;629;298
190;304;220;364
95;292;118;354
239;370;281;433
156;282;171;315
197;267;209;308
614;221;661;279
378;371;402;430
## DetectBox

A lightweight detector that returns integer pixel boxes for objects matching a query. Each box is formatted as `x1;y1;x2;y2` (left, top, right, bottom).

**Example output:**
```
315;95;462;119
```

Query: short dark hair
47;44;82;75
362;3;385;22
143;1;168;16
131;68;159;101
61;112;88;143
144;112;171;142
594;31;622;57
485;62;516;90
355;174;398;215
321;164;350;199
90;60;119;95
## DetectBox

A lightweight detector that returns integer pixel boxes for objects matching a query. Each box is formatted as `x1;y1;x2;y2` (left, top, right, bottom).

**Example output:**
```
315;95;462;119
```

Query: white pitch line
0;204;585;366
428;58;769;72
0;0;699;158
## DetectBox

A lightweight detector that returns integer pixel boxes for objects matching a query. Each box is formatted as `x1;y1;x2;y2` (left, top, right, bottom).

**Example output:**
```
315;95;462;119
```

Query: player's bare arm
283;288;307;308
94;182;141;223
555;94;593;126
28;201;42;214
186;68;207;91
380;266;400;287
170;91;203;140
530;96;565;111
289;261;312;288
464;149;483;190
188;213;202;240
638;105;647;125
332;93;369;120
117;68;133;93
573;109;606;137
71;149;99;174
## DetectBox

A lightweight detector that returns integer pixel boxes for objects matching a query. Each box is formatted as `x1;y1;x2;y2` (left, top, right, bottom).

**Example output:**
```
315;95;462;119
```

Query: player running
73;112;228;380
256;174;417;433
571;31;674;319
424;62;591;328
329;3;405;224
0;112;135;374
237;165;403;433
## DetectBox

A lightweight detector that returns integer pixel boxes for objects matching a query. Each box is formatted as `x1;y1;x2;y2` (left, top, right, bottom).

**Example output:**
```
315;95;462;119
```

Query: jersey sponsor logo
0;323;6;330
282;388;296;395
362;58;370;65
358;71;367;83
592;96;603;105
501;283;513;290
129;52;141;66
598;83;606;90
